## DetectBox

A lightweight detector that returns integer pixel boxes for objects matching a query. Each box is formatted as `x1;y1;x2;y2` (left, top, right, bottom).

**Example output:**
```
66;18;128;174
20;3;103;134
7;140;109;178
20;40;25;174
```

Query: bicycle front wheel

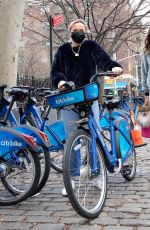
1;149;41;205
63;129;107;219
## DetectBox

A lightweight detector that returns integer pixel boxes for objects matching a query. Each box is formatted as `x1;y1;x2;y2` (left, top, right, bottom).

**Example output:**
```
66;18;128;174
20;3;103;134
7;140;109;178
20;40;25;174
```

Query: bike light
39;131;49;143
22;133;36;146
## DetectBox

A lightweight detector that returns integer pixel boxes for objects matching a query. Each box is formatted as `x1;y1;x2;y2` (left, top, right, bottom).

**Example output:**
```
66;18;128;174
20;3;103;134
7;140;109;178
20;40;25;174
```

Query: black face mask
71;32;85;43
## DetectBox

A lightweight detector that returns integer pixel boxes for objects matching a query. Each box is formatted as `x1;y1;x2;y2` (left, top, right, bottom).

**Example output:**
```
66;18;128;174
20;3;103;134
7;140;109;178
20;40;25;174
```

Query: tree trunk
0;0;25;86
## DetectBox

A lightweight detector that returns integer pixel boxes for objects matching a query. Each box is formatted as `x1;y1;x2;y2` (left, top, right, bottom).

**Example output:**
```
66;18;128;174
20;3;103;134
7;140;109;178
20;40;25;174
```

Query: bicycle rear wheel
63;129;107;219
50;149;63;173
23;117;52;190
31;146;51;195
1;149;41;205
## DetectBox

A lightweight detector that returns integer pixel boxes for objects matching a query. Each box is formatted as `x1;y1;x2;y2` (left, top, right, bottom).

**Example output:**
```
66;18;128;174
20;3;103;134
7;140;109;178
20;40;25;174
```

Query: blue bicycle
46;72;137;219
100;94;144;142
0;126;41;205
0;85;51;196
8;86;67;172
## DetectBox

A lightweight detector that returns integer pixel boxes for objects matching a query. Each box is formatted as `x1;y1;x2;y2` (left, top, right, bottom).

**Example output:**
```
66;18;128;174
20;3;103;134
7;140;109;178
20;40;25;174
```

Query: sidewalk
0;138;150;230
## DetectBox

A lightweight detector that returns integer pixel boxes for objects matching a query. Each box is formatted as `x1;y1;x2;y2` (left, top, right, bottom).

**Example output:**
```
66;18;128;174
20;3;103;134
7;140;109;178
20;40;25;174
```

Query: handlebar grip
97;71;121;77
59;81;75;92
90;71;122;83
63;81;75;89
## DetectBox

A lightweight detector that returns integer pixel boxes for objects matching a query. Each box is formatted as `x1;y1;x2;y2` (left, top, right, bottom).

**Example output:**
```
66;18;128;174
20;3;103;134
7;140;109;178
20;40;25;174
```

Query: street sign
52;15;64;28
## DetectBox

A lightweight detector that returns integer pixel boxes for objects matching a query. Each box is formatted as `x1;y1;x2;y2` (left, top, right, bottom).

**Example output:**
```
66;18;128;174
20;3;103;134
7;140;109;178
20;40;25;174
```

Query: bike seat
6;88;29;97
104;99;120;110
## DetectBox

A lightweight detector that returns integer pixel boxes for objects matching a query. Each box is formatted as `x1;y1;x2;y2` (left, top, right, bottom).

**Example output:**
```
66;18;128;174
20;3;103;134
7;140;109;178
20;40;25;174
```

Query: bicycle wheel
0;149;41;205
50;149;63;173
24;117;52;191
121;146;136;181
30;146;51;195
63;129;107;219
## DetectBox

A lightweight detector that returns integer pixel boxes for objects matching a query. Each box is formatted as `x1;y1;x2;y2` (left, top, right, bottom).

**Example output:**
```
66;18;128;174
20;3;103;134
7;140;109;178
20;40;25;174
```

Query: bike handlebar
90;71;121;83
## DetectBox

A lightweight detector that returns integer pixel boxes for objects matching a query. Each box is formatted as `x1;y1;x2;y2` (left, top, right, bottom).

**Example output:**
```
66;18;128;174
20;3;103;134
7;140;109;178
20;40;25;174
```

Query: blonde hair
68;19;91;34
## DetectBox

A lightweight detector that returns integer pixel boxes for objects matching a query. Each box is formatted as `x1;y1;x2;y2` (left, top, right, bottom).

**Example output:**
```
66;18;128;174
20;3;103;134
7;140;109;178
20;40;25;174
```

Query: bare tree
0;0;25;86
18;48;50;78
24;0;150;55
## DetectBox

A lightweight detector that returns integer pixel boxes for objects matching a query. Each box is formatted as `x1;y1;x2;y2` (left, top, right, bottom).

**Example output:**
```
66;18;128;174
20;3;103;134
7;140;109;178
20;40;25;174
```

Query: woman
51;19;122;89
50;19;123;195
140;28;150;138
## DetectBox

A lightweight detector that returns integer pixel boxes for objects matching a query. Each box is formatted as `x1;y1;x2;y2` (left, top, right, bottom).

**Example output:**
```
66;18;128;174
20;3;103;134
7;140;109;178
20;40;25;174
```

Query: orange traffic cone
131;125;147;148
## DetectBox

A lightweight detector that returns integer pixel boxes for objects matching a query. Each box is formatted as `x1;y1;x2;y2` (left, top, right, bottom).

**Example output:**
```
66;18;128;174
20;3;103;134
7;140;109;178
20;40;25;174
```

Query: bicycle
0;126;41;205
46;71;137;219
0;85;51;196
100;94;144;142
9;86;67;173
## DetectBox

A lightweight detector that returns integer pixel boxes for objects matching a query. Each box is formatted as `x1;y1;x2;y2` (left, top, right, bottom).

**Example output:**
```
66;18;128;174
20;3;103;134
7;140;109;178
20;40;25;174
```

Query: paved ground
1;138;150;230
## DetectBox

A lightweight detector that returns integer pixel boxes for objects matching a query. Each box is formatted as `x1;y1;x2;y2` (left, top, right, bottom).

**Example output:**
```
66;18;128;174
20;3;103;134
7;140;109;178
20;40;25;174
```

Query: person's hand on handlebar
110;67;123;78
58;80;75;92
58;80;66;91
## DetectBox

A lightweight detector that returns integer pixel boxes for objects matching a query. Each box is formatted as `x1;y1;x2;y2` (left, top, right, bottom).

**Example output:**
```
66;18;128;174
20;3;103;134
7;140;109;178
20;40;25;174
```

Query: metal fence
17;75;51;88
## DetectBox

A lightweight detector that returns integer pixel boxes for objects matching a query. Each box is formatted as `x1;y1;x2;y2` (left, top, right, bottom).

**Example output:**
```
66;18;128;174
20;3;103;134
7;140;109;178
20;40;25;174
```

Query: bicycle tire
63;129;107;219
0;149;41;205
31;146;51;195
50;150;63;173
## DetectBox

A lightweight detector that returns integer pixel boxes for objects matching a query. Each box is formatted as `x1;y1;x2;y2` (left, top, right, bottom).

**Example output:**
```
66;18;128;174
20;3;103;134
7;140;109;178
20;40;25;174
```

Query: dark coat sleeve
50;48;67;88
91;42;122;71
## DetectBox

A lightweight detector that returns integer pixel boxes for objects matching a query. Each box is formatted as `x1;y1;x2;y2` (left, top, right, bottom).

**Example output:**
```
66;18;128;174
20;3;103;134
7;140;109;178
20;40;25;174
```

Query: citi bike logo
0;140;22;147
56;96;74;104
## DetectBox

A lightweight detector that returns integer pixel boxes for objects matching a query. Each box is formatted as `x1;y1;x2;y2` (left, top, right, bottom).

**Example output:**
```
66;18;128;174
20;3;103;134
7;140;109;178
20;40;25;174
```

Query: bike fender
12;125;50;148
0;127;40;156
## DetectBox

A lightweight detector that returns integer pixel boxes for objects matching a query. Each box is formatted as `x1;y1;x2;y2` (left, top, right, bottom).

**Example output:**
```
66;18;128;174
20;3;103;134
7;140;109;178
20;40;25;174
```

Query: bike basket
46;82;99;109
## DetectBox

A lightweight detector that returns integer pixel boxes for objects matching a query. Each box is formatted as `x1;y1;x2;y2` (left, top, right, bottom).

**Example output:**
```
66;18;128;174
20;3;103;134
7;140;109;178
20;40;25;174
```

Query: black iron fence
17;75;51;88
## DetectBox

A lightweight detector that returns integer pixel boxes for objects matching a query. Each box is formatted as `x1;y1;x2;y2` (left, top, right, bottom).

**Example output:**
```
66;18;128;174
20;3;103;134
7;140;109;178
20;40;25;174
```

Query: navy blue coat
51;40;122;88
